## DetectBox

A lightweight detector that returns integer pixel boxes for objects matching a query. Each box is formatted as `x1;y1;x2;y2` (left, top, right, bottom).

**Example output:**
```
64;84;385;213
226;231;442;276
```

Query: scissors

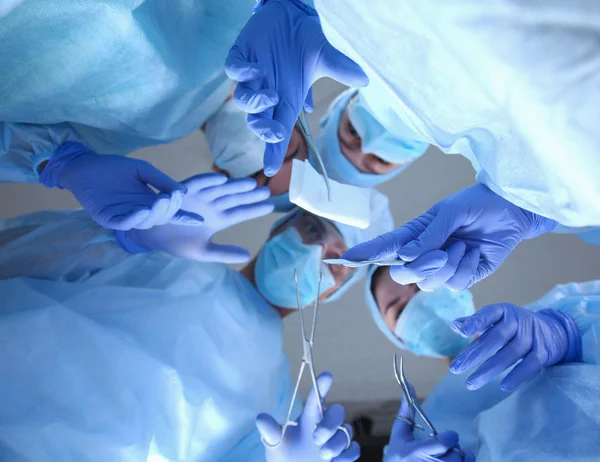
263;268;351;449
393;354;465;458
297;109;332;202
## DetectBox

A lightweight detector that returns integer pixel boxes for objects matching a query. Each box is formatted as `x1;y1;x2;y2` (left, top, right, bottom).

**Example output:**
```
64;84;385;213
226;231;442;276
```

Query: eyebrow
308;215;328;239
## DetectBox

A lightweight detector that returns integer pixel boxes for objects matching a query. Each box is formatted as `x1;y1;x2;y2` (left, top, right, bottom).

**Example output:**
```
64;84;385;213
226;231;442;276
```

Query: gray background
1;79;598;407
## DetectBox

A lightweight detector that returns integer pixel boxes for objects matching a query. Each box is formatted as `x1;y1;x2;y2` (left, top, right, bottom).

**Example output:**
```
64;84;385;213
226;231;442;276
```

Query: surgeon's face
338;107;403;175
372;267;419;331
271;213;355;301
251;128;308;195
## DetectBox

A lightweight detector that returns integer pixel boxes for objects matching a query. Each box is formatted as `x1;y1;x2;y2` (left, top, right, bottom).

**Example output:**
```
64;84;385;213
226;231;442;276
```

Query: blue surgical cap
269;189;394;303
317;89;429;187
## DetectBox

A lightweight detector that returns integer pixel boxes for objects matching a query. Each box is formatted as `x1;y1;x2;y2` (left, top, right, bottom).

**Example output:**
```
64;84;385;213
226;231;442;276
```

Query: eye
303;221;322;242
374;156;391;166
347;120;359;138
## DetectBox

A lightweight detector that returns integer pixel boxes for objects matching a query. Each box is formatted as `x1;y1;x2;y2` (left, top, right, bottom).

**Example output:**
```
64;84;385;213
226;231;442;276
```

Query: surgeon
382;280;600;462
366;265;475;360
0;176;393;461
365;259;584;393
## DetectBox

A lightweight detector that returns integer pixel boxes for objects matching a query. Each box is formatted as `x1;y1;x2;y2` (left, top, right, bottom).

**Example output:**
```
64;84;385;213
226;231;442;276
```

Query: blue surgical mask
255;227;336;309
394;287;475;358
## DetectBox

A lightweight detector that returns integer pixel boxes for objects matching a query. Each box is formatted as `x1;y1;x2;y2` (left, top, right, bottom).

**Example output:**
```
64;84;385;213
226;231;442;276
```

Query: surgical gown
421;280;600;461
315;0;600;227
0;211;298;461
0;0;254;183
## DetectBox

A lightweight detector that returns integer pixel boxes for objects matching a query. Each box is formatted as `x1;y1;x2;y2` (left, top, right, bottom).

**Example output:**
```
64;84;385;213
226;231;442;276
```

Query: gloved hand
385;381;473;462
257;371;360;462
450;303;583;391
342;184;558;291
40;142;203;230
116;174;274;264
225;0;368;176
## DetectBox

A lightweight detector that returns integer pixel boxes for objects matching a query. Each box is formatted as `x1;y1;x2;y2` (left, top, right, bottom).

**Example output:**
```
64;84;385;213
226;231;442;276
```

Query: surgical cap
316;88;428;187
271;189;394;303
205;99;294;212
205;99;265;179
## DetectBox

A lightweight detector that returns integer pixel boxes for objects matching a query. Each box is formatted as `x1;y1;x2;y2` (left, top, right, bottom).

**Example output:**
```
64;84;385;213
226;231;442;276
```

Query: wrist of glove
538;309;583;364
115;229;152;254
40;142;90;189
521;209;559;239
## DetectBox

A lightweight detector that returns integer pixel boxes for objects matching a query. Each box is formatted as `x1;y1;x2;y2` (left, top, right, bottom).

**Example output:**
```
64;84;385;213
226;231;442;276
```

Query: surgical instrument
263;268;351;449
297;110;332;202
393;354;465;458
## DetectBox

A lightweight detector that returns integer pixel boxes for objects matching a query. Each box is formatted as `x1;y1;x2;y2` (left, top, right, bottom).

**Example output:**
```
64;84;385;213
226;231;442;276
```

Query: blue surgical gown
0;0;254;183
0;211;299;461
315;0;600;227
421;280;600;461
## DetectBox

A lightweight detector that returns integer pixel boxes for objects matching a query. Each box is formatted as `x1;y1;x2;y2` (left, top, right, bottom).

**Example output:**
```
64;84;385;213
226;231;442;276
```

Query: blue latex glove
450;303;583;391
116;174;275;264
342;184;558;291
225;0;368;176
385;381;473;462
40;142;203;231
257;372;360;462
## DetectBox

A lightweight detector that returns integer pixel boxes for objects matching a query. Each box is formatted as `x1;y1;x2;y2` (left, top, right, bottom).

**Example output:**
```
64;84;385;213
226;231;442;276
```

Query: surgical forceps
393;354;465;458
263;268;351;449
297;109;332;202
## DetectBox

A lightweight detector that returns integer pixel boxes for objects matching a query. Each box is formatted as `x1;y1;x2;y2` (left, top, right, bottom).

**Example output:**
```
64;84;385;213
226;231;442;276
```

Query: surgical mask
255;227;336;309
394;287;475;358
268;192;295;212
204;99;265;178
317;90;420;187
347;93;429;165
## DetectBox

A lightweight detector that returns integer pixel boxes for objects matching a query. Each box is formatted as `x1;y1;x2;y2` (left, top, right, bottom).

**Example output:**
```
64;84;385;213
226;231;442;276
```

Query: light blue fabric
421;364;600;461
205;98;266;179
418;280;600;461
1;122;80;183
0;210;299;461
317;90;422;187
0;0;22;17
315;0;600;227
364;266;474;358
0;0;254;182
394;287;474;358
577;229;600;247
204;99;293;213
348;90;429;165
269;192;295;213
270;189;394;303
255;227;336;309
